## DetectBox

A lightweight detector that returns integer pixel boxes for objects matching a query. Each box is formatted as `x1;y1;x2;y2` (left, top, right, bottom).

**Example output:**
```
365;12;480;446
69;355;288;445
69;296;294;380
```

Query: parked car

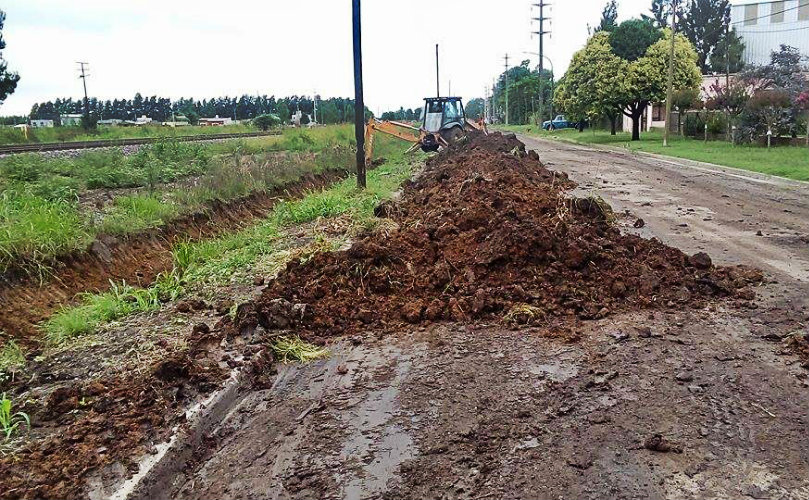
542;114;578;130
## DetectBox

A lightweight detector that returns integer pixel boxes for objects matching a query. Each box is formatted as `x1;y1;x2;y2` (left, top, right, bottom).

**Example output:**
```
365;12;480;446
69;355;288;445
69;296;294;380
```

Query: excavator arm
364;117;422;164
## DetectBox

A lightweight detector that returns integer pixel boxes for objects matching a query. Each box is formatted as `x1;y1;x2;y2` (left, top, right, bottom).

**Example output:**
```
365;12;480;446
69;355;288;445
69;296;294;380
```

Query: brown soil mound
242;132;761;340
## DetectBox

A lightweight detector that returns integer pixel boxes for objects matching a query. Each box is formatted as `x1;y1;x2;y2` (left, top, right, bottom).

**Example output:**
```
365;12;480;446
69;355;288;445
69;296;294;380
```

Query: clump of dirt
0;327;232;500
243;132;761;341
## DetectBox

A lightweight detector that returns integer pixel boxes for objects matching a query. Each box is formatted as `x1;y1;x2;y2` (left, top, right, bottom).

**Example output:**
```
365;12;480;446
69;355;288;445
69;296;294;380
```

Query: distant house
30;119;54;128
163;115;190;127
120;115;154;127
60;113;83;127
732;0;809;66
199;115;233;126
98;118;123;126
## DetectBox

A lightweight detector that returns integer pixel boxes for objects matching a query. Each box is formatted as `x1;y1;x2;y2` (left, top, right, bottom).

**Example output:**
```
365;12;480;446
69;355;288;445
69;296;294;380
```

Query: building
199;115;233;126
30;119;54;128
732;0;809;66
60;113;83;126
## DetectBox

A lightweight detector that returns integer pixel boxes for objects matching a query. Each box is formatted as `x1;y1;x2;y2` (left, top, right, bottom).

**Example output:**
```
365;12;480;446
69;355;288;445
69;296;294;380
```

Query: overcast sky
1;0;653;116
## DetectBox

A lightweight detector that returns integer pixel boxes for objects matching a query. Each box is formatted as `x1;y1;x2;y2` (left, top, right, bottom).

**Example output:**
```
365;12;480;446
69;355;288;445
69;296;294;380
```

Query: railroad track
0;131;282;155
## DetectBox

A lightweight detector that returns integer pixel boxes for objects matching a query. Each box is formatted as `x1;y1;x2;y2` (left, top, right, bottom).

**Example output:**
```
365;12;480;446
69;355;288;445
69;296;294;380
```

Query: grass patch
0;123;263;146
502;126;809;182
42;134;415;344
0;341;25;385
0;393;30;442
271;336;329;363
44;281;162;343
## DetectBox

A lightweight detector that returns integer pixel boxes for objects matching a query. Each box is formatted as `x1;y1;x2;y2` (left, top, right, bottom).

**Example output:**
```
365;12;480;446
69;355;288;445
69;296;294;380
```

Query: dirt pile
240;132;761;341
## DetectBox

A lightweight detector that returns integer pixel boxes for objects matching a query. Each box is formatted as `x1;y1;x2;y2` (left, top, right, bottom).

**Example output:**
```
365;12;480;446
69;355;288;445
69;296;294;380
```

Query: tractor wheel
440;126;465;147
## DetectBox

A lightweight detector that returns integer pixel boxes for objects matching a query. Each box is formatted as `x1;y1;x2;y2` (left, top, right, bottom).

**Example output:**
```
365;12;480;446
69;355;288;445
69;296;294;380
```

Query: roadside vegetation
0;123;263;145
0;126;356;274
43;133;412;343
502;125;809;181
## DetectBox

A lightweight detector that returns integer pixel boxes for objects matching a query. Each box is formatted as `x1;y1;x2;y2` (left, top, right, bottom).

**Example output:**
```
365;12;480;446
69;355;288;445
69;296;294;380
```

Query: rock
253;275;265;286
192;322;210;335
689;252;712;270
633;218;645;228
644;433;683;453
176;301;192;313
737;288;756;300
675;371;694;382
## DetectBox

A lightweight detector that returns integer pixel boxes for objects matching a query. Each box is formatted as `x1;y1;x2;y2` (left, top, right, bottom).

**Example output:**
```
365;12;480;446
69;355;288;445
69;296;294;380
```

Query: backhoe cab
419;97;468;152
364;96;487;164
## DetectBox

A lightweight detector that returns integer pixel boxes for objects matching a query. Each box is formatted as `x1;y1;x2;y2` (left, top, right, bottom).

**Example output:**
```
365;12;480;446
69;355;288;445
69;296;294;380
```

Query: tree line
28;94;363;125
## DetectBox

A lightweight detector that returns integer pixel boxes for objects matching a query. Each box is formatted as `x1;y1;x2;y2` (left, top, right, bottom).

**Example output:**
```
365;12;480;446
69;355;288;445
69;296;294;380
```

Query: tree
595;0;618;33
671;87;700;133
555;32;629;135
0;10;20;106
465;98;485;120
708;26;744;74
609;18;662;62
621;27;702;140
642;0;672;28
681;0;730;74
252;113;280;131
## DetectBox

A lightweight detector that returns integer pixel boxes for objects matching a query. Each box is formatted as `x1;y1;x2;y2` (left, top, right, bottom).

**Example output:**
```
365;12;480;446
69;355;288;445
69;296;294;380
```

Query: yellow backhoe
365;96;487;164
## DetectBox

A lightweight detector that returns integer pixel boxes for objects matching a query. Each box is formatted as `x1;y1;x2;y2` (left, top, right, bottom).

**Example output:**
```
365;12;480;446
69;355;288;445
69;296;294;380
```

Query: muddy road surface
121;136;809;499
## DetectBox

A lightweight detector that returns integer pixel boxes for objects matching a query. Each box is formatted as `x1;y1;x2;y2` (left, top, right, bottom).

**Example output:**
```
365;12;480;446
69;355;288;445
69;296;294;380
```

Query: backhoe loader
364;96;487;163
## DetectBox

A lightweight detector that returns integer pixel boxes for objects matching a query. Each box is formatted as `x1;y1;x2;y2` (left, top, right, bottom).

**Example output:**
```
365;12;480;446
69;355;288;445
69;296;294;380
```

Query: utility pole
435;44;440;97
77;62;90;123
725;21;731;142
504;54;510;125
352;0;366;188
532;1;550;125
663;0;677;147
313;91;318;124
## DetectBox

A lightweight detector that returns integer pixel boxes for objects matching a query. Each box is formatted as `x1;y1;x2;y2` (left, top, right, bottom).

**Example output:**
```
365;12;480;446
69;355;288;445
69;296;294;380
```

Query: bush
253;114;281;131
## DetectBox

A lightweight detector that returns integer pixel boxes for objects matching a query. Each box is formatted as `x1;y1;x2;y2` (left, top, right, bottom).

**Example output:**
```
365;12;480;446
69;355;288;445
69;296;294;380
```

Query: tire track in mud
0;169;347;344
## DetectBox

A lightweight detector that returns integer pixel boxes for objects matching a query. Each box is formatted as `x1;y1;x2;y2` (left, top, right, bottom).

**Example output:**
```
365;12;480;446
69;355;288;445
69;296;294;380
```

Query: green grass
0;125;364;274
0;341;25;385
43;134;414;343
0;393;30;442
0;123;264;145
501;125;809;182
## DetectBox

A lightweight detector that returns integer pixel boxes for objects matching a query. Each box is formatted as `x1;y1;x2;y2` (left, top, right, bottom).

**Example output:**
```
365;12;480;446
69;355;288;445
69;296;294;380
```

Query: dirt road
133;136;809;500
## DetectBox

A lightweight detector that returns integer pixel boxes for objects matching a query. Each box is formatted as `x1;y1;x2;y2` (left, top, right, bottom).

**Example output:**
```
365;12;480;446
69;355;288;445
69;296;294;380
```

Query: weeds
0;393;30;441
271;336;329;363
0;341;25;385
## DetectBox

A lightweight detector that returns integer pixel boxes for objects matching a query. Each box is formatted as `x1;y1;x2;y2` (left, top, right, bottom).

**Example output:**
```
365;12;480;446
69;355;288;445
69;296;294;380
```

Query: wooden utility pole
77;62;90;123
352;0;366;188
504;54;510;125
663;0;677;147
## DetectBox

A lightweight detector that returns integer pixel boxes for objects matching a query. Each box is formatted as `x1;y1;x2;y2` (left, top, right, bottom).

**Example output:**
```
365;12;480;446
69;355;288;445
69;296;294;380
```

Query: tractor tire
440;126;465;147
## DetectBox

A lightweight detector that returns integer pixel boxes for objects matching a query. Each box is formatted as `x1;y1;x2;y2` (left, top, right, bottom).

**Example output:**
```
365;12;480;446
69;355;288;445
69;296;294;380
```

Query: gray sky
1;0;652;116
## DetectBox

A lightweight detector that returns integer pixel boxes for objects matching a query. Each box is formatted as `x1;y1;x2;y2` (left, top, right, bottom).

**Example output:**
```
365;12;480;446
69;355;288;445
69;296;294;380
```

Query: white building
30;119;54;128
60;113;83;126
732;0;809;66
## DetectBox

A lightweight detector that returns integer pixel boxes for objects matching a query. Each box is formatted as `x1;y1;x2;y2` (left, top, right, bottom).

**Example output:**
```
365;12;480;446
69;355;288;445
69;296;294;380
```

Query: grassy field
500;125;809;182
0;125;359;274
0;123;266;145
44;133;412;343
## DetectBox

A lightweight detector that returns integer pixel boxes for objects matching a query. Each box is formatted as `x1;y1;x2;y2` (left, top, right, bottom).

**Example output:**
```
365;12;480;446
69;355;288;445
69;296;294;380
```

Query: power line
736;25;809;33
532;1;551;124
731;3;803;26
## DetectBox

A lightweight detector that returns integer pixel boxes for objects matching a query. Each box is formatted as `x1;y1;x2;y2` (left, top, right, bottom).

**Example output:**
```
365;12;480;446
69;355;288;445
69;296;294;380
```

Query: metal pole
663;0;677;147
538;0;544;125
435;44;440;98
352;0;366;188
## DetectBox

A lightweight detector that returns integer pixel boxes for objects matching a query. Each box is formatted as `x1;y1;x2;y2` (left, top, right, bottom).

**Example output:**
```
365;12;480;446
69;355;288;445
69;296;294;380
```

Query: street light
524;52;554;126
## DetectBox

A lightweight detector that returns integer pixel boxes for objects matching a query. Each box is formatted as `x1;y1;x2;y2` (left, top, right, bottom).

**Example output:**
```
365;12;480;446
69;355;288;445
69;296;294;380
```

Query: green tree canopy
555;32;629;134
0;10;20;106
708;26;745;74
642;0;672;29
681;0;730;74
594;0;618;33
609;18;662;62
